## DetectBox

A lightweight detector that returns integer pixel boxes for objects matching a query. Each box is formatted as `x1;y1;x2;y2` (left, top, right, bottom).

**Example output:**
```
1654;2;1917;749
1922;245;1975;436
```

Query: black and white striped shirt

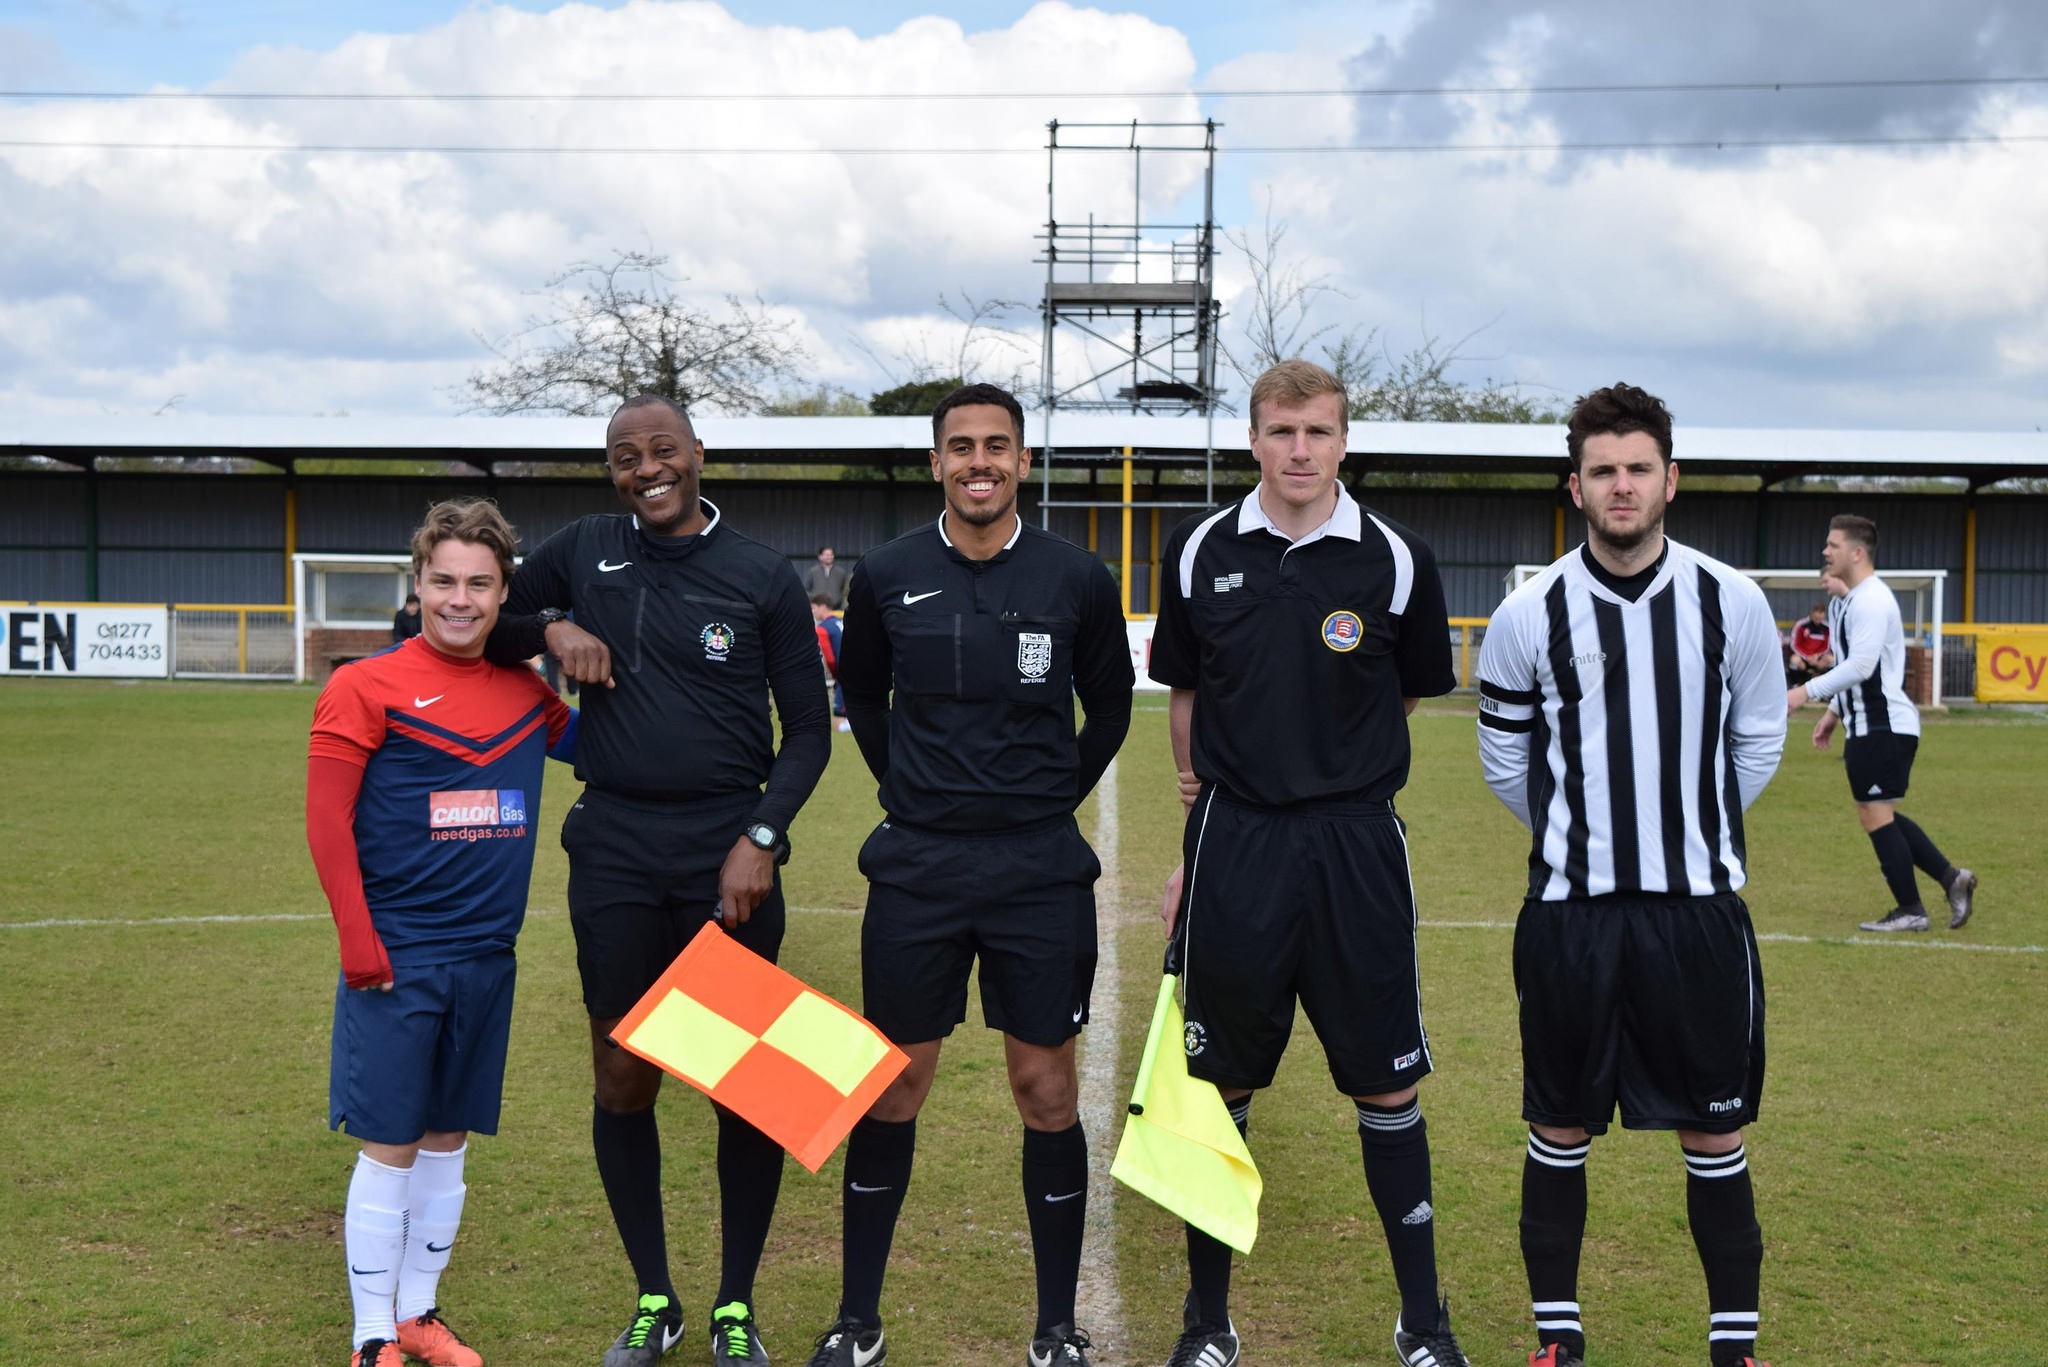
1803;574;1920;739
1476;540;1786;900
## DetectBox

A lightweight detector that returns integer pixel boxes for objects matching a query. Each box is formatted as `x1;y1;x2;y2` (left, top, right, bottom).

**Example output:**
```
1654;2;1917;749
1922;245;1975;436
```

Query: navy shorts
329;950;517;1144
563;788;784;1020
1173;789;1432;1097
1844;734;1917;803
858;815;1100;1047
1515;893;1765;1135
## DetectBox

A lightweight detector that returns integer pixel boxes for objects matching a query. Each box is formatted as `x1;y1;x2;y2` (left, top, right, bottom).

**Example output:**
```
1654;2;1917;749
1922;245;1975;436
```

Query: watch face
747;824;777;849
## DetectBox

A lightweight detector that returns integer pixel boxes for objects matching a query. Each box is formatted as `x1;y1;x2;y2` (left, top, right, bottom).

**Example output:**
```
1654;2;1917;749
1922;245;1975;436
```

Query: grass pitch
0;679;2042;1365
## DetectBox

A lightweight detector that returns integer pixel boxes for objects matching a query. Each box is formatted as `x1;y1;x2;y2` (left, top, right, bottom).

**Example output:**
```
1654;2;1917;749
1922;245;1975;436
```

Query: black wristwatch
744;821;792;866
535;607;569;629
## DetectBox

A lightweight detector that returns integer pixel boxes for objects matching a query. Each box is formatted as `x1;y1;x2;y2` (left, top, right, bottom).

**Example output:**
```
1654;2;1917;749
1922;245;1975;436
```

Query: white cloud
0;1;1199;415
1;0;2045;430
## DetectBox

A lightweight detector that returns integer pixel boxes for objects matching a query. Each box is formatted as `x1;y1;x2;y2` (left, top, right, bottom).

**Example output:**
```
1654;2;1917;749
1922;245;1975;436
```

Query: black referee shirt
486;500;829;832
1150;489;1455;806
836;514;1135;832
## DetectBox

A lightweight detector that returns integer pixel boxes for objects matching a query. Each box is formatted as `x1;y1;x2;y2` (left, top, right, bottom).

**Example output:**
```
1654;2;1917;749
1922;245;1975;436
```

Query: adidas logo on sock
1401;1200;1434;1226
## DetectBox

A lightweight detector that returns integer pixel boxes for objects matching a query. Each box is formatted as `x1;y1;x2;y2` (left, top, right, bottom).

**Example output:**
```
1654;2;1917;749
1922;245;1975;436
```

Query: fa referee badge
1017;631;1052;680
610;923;910;1171
1111;975;1263;1253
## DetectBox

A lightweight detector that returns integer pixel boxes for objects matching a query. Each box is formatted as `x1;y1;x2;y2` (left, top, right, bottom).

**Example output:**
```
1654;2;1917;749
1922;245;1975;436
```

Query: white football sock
396;1143;468;1321
345;1152;412;1348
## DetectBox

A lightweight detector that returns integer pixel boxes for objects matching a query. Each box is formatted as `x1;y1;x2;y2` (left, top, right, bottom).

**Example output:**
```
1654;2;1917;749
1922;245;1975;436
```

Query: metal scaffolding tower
1037;119;1224;531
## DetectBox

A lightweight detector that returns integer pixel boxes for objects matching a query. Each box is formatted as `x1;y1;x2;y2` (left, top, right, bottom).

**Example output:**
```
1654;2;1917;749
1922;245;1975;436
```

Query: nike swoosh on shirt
598;559;633;572
902;589;943;605
413;694;444;708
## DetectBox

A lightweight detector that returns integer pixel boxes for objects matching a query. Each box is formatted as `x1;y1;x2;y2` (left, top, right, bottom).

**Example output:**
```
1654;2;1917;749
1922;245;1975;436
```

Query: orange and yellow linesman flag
610;922;909;1173
1110;974;1263;1254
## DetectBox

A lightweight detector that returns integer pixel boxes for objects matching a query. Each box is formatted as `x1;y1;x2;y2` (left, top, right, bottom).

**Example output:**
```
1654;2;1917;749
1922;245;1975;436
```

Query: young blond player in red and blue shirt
308;501;575;1367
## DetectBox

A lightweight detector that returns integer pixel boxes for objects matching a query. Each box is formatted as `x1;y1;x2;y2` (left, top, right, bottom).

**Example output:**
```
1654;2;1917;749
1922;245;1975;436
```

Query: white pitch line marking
0;904;868;931
1076;757;1125;1358
6;905;2033;958
1415;918;2040;955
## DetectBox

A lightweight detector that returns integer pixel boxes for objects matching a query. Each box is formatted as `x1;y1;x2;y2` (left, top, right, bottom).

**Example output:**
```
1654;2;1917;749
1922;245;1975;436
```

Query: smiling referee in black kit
484;394;829;1367
1150;359;1468;1367
800;383;1133;1367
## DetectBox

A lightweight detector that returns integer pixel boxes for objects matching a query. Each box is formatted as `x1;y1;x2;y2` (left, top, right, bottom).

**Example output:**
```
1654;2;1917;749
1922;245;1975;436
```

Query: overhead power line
2;133;2045;156
1;75;2046;103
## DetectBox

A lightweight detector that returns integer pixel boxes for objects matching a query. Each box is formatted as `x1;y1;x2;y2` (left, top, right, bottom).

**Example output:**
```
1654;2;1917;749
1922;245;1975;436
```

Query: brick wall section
307;628;396;685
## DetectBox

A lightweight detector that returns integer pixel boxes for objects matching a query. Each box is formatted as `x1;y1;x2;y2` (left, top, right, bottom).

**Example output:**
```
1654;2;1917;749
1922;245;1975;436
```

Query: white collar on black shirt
936;509;1024;551
1237;484;1362;547
630;496;722;540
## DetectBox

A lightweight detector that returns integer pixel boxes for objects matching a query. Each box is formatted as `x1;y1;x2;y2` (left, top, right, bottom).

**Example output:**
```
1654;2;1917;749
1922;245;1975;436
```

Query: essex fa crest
1017;630;1052;682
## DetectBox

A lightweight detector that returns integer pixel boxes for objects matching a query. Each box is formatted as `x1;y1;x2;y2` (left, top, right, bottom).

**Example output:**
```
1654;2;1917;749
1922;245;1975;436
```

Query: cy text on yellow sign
1975;630;2048;702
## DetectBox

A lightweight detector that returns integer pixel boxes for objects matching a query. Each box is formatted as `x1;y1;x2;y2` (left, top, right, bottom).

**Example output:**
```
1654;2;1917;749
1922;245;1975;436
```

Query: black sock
592;1100;673;1300
840;1116;915;1327
1184;1098;1249;1329
1521;1131;1590;1359
1867;823;1922;910
714;1104;786;1309
1891;814;1952;883
1357;1098;1442;1334
1021;1122;1088;1335
1684;1144;1763;1367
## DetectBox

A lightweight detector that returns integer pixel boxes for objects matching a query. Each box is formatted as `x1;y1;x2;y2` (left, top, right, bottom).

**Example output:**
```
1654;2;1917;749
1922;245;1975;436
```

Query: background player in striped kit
1787;514;1978;932
1476;383;1785;1367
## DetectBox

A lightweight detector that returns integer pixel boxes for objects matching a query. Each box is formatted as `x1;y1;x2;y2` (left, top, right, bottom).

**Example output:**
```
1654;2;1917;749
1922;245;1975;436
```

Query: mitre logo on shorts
1708;1095;1744;1113
1183;1020;1207;1056
429;788;528;841
1017;631;1052;682
1322;610;1363;652
701;622;734;661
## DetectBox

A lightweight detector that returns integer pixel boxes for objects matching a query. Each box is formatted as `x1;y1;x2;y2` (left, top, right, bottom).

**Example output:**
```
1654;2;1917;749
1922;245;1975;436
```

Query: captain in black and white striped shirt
1474;383;1784;1367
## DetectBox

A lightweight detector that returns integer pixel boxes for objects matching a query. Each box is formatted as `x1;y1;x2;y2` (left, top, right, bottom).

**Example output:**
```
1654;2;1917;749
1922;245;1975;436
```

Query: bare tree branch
458;250;806;416
851;290;1036;399
1222;202;1349;387
1224;205;1560;423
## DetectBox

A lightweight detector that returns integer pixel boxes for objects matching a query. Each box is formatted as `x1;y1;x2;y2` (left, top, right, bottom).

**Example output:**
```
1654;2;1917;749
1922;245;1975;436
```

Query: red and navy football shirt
310;638;576;967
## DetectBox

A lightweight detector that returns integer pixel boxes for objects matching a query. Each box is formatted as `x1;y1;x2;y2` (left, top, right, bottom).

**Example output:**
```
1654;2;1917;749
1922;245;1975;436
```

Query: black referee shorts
1174;789;1431;1097
1844;733;1918;803
562;788;785;1020
1515;893;1765;1135
857;815;1100;1048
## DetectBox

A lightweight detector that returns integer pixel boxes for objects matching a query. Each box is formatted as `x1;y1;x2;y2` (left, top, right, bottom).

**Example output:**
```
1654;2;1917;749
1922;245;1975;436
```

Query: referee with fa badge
1151;359;1467;1367
802;383;1134;1367
486;394;829;1367
1476;383;1786;1367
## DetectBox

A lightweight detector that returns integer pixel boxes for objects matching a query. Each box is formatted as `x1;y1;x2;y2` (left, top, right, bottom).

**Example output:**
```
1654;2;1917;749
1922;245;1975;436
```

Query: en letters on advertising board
0;606;170;678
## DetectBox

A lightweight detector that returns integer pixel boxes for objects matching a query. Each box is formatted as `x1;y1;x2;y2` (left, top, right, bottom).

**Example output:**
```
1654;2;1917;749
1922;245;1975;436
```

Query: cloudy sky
3;0;2046;429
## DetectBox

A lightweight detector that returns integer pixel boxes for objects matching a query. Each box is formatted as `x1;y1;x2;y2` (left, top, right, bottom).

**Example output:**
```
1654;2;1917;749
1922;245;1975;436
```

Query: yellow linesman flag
1111;974;1262;1253
611;922;909;1172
